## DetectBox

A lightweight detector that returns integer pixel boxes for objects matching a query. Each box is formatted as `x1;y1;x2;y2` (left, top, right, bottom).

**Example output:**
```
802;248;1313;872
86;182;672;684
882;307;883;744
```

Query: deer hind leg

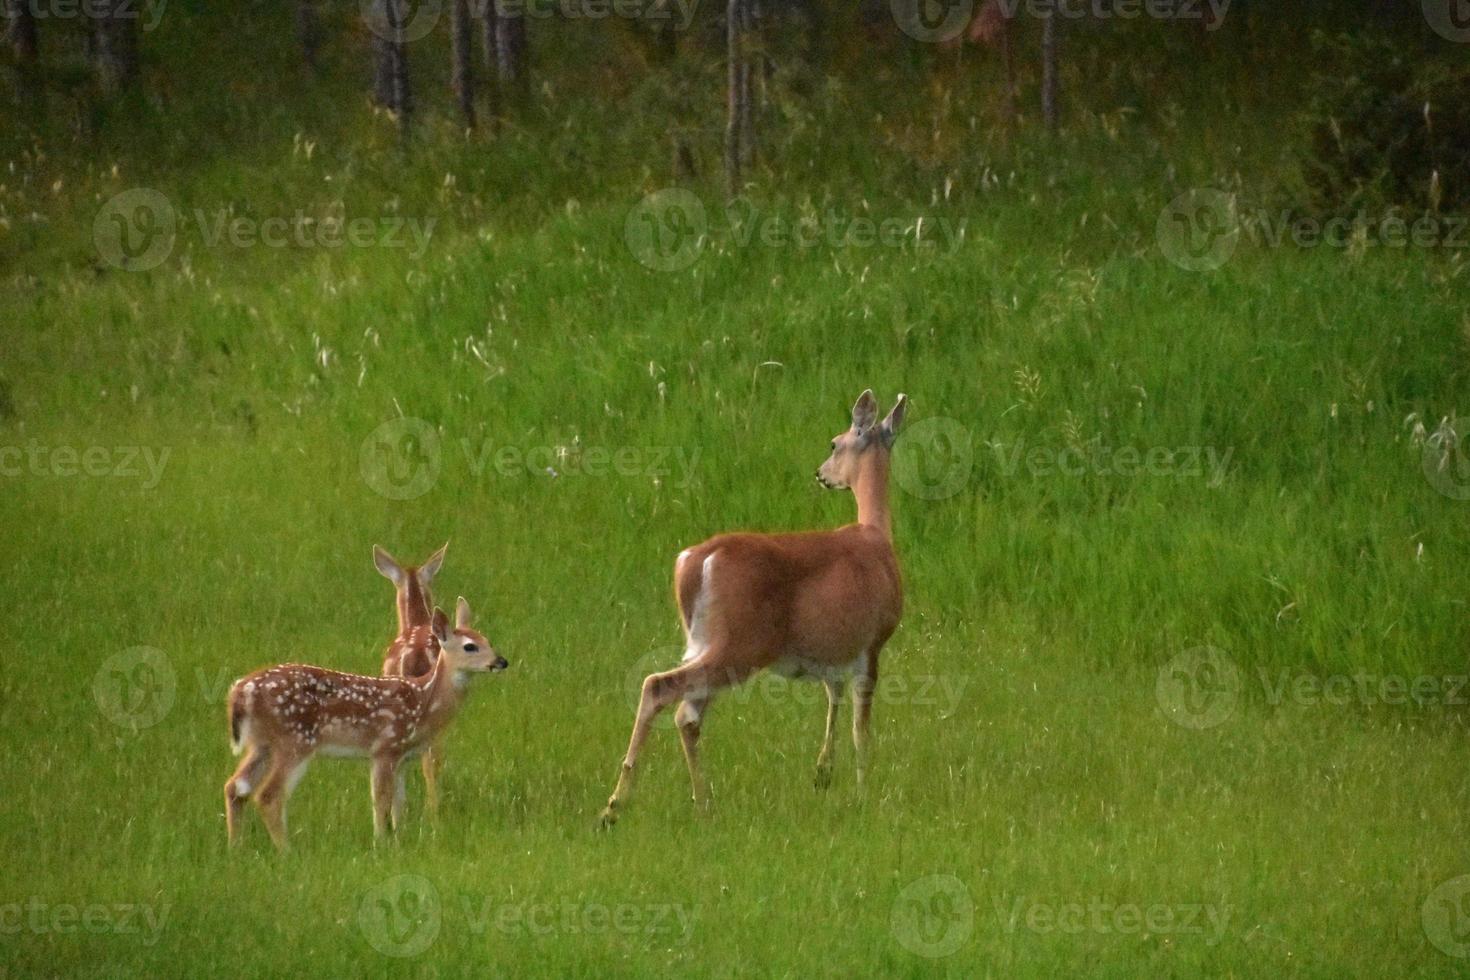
675;694;712;810
224;745;269;847
419;742;442;822
255;752;307;852
600;659;745;827
371;755;400;843
851;652;879;790
392;767;407;832
814;678;844;790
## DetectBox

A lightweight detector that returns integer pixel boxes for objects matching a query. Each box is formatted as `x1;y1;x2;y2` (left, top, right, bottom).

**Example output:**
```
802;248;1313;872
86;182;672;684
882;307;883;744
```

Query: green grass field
4;4;1470;975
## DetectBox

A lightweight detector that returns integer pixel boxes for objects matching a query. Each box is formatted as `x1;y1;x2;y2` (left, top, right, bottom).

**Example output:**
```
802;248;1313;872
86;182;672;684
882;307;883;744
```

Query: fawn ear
879;393;908;445
455;596;473;629
373;546;405;586
851;389;878;433
419;541;448;584
431;606;451;643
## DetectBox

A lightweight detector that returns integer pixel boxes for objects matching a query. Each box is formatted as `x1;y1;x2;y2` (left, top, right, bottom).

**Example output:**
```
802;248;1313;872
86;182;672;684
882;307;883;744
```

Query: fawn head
374;543;448;626
431;598;509;674
816;389;908;490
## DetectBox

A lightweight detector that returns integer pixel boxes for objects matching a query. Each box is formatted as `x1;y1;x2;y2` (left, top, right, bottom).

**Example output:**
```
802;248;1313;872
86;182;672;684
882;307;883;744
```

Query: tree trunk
999;10;1016;128
739;0;757;166
479;0;501;130
495;4;526;95
1040;11;1058;131
374;0;411;142
451;0;475;129
9;0;38;62
297;0;322;72
7;0;39;104
724;0;744;199
95;0;140;94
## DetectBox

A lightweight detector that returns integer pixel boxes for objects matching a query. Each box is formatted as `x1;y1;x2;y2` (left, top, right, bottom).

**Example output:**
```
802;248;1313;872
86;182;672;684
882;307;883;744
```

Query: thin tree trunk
999;11;1016;128
9;0;38;62
739;0;756;166
724;0;744;199
7;0;39;104
451;0;475;129
1040;11;1058;131
495;4;525;96
479;0;501;130
385;0;411;142
297;0;321;72
95;0;139;94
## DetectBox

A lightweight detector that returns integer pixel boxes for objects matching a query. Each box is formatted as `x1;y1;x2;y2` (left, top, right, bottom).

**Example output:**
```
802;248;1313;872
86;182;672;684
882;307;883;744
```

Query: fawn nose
492;656;509;671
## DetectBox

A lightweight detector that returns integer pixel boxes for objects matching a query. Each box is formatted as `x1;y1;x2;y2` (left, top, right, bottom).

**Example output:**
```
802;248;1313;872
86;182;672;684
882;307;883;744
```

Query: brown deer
223;600;508;850
599;390;907;826
373;543;450;814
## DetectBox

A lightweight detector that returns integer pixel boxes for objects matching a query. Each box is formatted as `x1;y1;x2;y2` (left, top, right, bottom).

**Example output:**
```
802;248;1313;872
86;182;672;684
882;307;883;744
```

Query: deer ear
420;541;448;583
373;546;405;586
851;389;878;433
880;393;908;444
455;596;472;629
431;606;451;643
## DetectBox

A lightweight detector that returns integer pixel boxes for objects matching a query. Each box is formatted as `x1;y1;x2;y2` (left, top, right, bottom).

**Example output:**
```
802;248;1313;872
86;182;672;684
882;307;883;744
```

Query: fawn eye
464;643;479;653
830;441;837;451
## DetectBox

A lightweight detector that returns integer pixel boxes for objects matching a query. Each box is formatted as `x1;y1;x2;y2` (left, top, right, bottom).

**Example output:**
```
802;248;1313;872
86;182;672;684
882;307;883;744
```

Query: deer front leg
814;679;843;790
371;756;400;843
675;695;712;811
420;742;442;822
851;654;879;791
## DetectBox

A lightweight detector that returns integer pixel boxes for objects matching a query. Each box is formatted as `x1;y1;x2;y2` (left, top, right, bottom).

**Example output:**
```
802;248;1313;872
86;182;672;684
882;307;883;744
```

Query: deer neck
396;575;432;631
852;450;893;539
412;651;467;736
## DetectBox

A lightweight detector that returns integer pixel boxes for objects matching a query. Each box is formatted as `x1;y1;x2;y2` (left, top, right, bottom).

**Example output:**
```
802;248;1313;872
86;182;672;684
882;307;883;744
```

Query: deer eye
464;643;479;653
830;441;837;451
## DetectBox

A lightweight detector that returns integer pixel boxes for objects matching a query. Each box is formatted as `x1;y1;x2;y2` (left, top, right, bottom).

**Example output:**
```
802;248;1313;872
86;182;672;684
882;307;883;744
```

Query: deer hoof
814;765;833;790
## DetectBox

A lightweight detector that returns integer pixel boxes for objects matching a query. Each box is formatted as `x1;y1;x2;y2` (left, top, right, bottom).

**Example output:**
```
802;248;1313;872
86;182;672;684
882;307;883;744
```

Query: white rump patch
682;552;717;663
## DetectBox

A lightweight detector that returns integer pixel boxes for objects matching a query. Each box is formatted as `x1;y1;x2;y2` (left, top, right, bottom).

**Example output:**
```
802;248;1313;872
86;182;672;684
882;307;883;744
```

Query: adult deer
599;389;907;826
373;543;450;814
223;600;508;850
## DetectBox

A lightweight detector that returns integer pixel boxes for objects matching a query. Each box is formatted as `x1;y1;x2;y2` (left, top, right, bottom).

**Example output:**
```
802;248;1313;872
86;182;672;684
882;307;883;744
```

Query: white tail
373;542;451;814
223;599;507;850
599;390;907;826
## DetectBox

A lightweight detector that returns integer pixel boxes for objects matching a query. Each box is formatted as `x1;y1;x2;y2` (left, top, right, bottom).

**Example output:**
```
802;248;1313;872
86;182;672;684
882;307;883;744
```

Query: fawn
373;543;451;813
224;599;507;850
